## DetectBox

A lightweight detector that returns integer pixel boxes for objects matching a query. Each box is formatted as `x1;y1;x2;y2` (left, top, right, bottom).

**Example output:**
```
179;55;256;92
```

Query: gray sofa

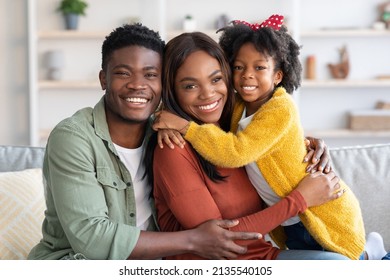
0;143;389;259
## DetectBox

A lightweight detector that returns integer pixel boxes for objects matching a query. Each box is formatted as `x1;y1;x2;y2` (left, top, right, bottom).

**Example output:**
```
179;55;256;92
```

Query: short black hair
218;24;302;93
101;23;165;71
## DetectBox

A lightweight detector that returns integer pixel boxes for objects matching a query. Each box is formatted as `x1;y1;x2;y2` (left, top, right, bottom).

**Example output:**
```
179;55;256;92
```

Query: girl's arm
153;98;295;168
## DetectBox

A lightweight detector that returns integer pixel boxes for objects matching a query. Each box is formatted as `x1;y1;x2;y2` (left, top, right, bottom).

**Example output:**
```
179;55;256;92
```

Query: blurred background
1;0;390;147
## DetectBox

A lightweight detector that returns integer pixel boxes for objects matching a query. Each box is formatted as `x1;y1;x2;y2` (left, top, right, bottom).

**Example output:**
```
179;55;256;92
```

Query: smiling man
27;23;261;260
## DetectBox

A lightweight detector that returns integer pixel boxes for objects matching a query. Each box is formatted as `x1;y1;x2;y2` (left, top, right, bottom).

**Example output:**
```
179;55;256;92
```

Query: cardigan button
129;213;135;217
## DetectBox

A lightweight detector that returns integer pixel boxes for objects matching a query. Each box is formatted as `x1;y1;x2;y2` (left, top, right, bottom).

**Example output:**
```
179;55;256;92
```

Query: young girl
152;15;366;260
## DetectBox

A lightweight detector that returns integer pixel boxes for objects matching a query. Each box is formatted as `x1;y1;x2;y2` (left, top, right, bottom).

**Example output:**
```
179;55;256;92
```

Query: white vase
45;50;65;80
183;18;197;32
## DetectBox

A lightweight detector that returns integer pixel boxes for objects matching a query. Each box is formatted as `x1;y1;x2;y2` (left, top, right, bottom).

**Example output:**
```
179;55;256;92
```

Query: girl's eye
233;65;243;71
255;66;266;71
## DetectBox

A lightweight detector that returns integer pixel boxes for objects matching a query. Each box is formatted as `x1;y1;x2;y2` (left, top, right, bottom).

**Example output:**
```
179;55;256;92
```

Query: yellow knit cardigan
185;87;365;259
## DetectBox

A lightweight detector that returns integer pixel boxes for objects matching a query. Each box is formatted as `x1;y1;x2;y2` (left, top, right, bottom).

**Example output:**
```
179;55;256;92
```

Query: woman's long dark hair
144;32;235;186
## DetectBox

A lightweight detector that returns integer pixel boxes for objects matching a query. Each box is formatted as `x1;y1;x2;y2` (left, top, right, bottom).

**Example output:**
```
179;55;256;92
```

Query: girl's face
233;42;282;115
174;50;228;124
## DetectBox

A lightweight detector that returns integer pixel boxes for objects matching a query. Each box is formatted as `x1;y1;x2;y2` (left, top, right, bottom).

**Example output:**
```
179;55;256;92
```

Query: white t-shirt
238;109;300;226
114;142;152;230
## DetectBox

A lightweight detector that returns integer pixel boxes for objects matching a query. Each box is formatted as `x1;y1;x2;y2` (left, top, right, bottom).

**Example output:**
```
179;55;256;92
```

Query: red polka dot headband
233;14;284;31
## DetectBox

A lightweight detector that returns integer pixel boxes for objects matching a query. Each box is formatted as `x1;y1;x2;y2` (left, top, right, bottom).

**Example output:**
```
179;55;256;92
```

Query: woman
144;32;347;260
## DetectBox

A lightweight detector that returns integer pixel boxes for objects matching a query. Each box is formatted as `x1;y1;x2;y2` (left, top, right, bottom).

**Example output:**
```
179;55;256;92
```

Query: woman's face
174;50;228;125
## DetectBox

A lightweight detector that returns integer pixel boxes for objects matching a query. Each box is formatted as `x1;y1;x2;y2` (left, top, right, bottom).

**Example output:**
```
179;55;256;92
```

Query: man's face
100;45;162;125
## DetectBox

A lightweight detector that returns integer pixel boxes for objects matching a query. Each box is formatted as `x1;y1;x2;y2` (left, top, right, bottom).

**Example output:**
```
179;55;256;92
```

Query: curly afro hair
218;24;302;93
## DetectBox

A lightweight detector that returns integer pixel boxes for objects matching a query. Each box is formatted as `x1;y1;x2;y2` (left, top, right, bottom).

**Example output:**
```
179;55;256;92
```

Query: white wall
0;0;30;145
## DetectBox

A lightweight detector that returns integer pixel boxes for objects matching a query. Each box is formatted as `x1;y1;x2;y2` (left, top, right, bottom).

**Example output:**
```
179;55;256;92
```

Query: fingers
157;129;185;149
303;149;314;164
216;219;262;240
332;188;346;199
230;231;262;240
216;219;239;229
170;130;185;149
157;132;164;149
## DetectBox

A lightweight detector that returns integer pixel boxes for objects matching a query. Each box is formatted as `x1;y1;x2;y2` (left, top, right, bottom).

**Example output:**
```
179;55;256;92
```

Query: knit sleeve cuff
289;189;307;213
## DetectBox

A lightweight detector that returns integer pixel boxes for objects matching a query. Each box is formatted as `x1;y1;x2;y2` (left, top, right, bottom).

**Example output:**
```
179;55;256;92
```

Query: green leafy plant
57;0;88;16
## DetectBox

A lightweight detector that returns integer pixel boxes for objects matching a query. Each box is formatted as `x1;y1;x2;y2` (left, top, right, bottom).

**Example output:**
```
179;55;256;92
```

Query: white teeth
125;97;148;103
198;101;218;110
242;86;256;90
243;86;256;90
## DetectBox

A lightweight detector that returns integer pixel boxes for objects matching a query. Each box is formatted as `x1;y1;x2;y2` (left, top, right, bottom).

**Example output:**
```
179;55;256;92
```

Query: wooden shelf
38;30;109;39
38;80;101;89
302;79;390;88
301;28;390;37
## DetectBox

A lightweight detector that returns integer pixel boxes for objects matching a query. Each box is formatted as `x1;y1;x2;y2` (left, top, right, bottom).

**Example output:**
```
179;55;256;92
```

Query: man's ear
99;70;106;90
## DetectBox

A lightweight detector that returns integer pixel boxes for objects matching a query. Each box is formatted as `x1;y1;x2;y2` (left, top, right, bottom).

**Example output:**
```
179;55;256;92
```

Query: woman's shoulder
154;141;197;161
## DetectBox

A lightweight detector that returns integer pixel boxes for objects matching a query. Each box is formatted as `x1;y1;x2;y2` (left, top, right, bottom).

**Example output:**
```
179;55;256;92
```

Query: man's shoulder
54;107;94;131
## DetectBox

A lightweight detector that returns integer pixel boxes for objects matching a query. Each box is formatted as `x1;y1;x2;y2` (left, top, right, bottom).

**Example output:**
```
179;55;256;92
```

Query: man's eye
145;73;158;78
115;71;129;76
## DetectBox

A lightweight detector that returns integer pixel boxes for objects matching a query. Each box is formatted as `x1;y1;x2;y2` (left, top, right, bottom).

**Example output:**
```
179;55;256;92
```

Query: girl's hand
303;136;332;173
152;110;189;133
296;171;344;208
157;129;186;149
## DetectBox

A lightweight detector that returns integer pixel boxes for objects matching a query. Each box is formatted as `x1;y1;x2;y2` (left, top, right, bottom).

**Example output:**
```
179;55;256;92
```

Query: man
28;23;260;260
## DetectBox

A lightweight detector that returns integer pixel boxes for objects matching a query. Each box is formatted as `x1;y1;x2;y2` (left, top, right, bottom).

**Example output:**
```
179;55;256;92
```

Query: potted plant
183;15;197;32
56;0;88;30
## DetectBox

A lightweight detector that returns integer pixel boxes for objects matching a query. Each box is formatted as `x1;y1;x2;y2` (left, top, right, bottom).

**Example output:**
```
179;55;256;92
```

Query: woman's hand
157;129;186;149
296;171;344;208
303;136;332;173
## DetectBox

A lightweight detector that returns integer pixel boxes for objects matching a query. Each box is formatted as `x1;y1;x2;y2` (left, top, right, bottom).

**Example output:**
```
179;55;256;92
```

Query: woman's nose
200;85;216;99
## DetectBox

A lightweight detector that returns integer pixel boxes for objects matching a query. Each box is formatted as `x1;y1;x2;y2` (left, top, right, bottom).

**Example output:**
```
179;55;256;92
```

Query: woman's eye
183;84;196;90
212;77;222;83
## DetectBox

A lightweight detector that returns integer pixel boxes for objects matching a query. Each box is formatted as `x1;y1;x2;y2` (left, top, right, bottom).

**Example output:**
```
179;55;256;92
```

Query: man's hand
188;219;262;259
304;137;332;173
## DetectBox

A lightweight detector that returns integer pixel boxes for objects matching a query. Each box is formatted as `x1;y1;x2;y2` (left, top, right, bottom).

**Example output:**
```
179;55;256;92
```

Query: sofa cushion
330;144;390;251
0;146;45;172
0;168;45;259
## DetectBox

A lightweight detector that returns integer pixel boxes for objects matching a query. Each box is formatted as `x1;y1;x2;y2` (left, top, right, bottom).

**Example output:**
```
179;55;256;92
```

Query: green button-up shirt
28;97;157;260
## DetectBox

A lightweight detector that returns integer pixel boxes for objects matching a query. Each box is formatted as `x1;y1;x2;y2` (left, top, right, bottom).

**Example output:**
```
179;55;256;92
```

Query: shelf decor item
328;45;349;79
305;55;316;80
379;1;390;29
183;15;197;32
44;50;65;80
56;0;88;30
